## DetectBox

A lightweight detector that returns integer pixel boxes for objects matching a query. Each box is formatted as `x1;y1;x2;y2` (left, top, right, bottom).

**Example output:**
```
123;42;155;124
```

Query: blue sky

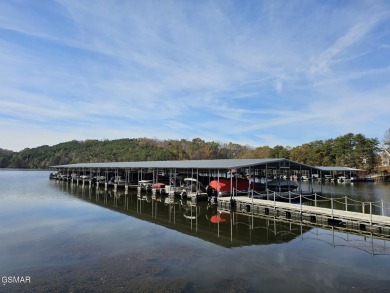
0;0;389;151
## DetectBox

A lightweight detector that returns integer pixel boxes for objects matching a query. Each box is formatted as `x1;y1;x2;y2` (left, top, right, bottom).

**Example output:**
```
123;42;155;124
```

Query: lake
1;170;390;292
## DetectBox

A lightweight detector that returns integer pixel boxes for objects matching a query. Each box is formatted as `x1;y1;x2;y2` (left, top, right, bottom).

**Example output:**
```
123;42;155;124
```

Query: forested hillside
0;133;382;171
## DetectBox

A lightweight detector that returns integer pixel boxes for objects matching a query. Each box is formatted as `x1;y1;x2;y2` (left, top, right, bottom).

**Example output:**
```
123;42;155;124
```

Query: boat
92;175;106;184
337;176;350;183
350;176;375;183
208;178;265;196
109;176;126;187
265;179;298;192
182;178;207;190
138;180;152;191
49;172;59;180
350;176;359;182
79;175;91;180
152;182;166;194
324;175;333;181
179;178;208;200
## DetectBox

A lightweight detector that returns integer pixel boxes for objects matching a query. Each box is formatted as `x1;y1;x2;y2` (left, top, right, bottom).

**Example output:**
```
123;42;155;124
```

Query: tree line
0;132;388;171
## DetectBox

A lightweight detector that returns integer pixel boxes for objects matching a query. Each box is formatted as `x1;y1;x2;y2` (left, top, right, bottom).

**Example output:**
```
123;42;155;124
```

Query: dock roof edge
51;158;321;171
315;166;363;172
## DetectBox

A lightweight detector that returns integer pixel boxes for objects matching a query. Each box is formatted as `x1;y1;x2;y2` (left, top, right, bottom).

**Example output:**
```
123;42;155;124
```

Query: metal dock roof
51;158;320;171
316;166;363;172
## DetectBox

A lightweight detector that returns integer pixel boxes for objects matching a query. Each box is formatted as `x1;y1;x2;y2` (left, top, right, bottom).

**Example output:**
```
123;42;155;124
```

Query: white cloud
0;0;389;151
310;9;390;74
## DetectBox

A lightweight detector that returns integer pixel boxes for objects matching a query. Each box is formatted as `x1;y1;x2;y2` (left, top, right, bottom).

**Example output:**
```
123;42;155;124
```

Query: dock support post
345;196;348;212
251;188;254;230
370;202;372;225
331;198;334;219
300;193;302;214
381;200;384;216
315;193;317;207
362;203;365;214
273;192;276;208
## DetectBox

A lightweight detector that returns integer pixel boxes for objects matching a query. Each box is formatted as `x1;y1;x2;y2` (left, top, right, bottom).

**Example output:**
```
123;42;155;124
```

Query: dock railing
257;190;390;221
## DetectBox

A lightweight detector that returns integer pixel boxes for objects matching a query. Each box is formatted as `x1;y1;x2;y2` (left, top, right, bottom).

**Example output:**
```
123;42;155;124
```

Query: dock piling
370;202;372;225
331;198;334;219
382;200;384;216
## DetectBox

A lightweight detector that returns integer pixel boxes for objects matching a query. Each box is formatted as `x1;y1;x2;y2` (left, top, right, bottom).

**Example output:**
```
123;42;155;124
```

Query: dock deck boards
218;196;390;227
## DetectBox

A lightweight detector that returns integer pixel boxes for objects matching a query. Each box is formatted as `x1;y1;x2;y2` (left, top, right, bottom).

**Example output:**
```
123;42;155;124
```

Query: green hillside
1;133;381;171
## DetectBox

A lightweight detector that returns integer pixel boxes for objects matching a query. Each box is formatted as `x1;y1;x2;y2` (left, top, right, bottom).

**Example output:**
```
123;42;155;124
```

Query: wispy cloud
0;0;389;151
311;16;386;74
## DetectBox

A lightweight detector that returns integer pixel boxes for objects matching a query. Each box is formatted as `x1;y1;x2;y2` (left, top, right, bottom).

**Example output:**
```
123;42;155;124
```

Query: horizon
1;132;383;153
1;1;389;152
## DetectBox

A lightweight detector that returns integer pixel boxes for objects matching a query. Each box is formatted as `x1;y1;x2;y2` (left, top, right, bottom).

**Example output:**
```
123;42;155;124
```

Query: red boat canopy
209;178;249;192
209;178;265;193
210;213;230;223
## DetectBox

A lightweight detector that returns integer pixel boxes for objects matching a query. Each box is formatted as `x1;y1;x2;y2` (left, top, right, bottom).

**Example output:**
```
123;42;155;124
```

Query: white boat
139;180;152;191
180;178;208;200
337;176;350;183
324;175;333;181
181;178;207;192
93;175;106;184
79;175;91;180
109;176;126;187
49;172;59;180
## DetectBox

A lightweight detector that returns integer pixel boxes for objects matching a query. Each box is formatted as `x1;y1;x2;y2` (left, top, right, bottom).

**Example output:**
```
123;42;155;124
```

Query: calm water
1;170;390;292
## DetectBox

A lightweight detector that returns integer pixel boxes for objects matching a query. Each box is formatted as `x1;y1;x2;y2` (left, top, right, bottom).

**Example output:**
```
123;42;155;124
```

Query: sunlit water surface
1;170;390;292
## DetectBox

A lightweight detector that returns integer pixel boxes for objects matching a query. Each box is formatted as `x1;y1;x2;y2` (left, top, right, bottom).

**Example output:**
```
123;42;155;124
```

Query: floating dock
50;158;390;229
218;196;390;232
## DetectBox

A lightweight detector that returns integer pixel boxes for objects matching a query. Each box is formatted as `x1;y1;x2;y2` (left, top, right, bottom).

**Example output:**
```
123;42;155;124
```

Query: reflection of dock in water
54;181;390;255
219;194;390;233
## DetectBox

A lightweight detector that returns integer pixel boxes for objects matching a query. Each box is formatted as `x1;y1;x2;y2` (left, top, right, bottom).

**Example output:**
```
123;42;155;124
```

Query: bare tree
383;128;390;150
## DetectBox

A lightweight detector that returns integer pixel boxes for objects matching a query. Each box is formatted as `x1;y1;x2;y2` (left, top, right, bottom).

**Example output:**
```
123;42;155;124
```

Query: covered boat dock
51;159;390;233
315;166;363;182
51;158;323;198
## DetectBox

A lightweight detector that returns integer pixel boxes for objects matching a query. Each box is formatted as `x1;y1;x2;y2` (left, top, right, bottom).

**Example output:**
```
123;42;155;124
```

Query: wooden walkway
218;196;390;232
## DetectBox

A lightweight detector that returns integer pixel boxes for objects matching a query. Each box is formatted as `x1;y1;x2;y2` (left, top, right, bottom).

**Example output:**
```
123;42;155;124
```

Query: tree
251;146;271;159
270;145;289;159
383;128;390;150
218;142;246;159
0;148;14;167
0;133;382;169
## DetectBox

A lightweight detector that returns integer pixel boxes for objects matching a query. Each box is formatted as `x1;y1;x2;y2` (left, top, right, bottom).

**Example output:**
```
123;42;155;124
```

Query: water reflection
2;171;390;292
55;180;308;248
53;180;390;255
306;181;390;202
